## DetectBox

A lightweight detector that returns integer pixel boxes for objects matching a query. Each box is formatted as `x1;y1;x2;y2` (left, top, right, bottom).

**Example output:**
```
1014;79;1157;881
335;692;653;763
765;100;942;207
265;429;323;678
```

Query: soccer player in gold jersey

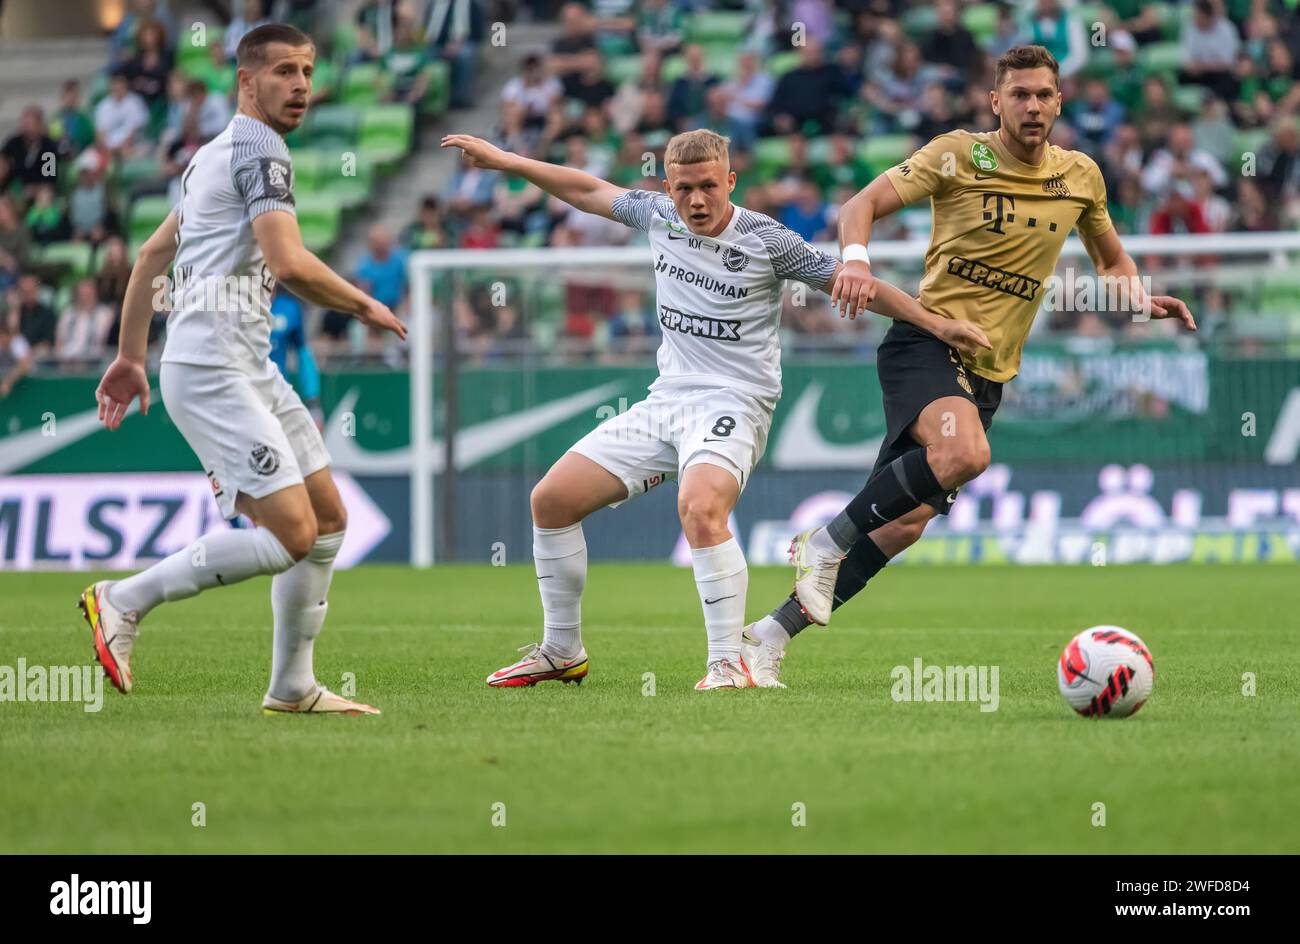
740;45;1198;688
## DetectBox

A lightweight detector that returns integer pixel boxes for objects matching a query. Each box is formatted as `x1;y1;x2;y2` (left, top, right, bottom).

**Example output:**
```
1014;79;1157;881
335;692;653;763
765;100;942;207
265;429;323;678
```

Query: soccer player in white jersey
80;24;406;714
441;129;990;690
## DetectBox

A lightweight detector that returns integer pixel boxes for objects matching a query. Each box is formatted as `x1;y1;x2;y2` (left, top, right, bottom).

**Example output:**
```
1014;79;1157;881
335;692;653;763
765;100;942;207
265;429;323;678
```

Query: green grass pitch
1;563;1296;853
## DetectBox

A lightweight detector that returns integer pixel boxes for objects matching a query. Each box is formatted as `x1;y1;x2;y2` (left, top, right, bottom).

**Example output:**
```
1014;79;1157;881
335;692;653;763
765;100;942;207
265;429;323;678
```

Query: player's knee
530;478;576;529
931;438;990;488
314;503;347;536
276;519;319;562
678;490;729;545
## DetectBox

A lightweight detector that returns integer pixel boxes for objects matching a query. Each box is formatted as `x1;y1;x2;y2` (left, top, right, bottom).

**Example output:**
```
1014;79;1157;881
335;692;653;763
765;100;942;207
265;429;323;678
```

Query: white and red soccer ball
1057;625;1154;718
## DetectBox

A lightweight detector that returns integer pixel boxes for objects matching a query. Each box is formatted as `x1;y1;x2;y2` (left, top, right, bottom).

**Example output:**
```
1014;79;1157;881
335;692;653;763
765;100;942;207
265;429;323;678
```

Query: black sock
829;451;945;551
772;536;891;638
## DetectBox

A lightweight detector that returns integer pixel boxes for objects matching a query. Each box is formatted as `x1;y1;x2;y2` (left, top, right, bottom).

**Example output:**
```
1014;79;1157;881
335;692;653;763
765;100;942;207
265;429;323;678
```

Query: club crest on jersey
721;246;749;272
658;304;741;341
1043;174;1070;198
248;443;281;477
971;142;998;173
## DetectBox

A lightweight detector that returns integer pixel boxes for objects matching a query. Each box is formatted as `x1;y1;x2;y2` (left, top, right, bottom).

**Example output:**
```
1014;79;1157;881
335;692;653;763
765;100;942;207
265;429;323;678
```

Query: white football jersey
161;114;296;371
611;189;837;405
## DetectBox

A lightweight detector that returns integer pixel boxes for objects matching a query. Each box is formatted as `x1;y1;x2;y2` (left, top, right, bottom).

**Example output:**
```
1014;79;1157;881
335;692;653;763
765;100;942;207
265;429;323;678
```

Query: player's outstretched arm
252;210;407;340
1080;226;1197;331
96;211;179;430
441;133;626;220
859;275;992;358
831;174;907;320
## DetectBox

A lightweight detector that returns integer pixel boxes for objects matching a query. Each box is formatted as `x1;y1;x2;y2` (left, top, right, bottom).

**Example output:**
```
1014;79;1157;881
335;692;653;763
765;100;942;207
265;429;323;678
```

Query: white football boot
486;643;589;687
741;625;787;689
694;658;755;691
78;580;139;694
262;684;381;715
789;527;843;626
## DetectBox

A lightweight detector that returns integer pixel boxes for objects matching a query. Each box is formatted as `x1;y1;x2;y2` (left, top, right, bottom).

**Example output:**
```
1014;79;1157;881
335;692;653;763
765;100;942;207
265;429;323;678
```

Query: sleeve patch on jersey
259;158;295;205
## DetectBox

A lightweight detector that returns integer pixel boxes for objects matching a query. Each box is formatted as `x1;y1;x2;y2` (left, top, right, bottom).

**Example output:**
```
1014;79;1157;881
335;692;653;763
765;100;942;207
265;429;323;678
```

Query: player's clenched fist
441;134;512;171
830;259;879;319
359;299;407;340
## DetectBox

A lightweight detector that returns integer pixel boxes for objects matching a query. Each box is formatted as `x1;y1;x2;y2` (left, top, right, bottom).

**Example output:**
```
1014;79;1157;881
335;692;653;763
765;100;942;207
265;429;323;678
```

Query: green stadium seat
900;7;938;40
1232;128;1271;167
294;193;343;254
683;11;751;43
961;4;1000;42
360;104;414;158
806;136;835;167
1138;41;1184;79
1079;47;1115;79
332;22;359;62
766;51;800;77
859;134;913;175
420;60;451;116
606;54;643;86
1156;2;1182;40
305;103;361;149
176;24;224;74
38;241;94;280
1258;273;1300;315
1075;2;1111;27
340;63;392;105
288;148;327;191
128;195;173;245
112;157;163;190
754;137;793;179
1171;83;1206;115
310;58;339;102
318;155;375;210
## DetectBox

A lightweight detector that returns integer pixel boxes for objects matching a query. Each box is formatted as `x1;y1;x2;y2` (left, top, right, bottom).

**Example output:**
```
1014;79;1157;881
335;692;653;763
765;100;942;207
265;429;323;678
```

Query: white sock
692;537;748;666
108;526;296;619
750;613;791;651
534;523;586;658
269;530;344;702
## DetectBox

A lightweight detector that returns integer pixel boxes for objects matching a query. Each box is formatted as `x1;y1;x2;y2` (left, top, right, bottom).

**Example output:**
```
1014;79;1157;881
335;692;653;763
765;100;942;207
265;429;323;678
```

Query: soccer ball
1057;625;1154;718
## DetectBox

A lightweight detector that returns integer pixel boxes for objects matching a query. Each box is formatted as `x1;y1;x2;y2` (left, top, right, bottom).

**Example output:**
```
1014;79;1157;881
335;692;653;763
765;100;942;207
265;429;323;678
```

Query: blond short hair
664;129;731;168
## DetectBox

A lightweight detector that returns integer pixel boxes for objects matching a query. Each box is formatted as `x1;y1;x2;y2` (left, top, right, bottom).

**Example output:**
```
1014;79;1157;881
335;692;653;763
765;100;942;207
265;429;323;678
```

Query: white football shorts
569;385;772;507
160;360;331;519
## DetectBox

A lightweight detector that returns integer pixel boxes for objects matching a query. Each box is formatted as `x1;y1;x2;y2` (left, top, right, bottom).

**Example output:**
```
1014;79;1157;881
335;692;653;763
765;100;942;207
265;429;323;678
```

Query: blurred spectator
1021;0;1087;80
109;0;176;65
985;3;1027;57
1140;124;1227;198
719;51;773;152
224;0;270;62
0;198;32;266
384;5;434;106
1133;77;1182;153
445;151;499;221
95;70;150;158
637;0;684;57
1150;180;1211;235
0;317;33;398
501;54;563;139
1257;120;1300;210
1191;94;1235;168
424;0;488;110
605;287;657;360
608;52;663;136
1103;31;1145;113
1193;168;1232;232
550;3;598;99
922;0;980;83
11;273;57;354
777;176;832;242
97;237;134;327
69;153;114;244
765;39;848;136
401;195;450;249
1180;0;1240;104
123;19;173;110
914;82;960;142
789;0;837;45
355;225;410;313
667;45;719;132
1233;177;1280;231
0;249;17;295
1070;79;1126;156
568;53;616;112
56;278;113;362
866;41;939;134
1111;0;1164;46
1;106;60;196
24;185;68;245
52;80;95;158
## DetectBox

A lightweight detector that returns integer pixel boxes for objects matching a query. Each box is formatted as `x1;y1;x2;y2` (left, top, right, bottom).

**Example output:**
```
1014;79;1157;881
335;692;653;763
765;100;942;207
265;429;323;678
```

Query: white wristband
842;243;871;265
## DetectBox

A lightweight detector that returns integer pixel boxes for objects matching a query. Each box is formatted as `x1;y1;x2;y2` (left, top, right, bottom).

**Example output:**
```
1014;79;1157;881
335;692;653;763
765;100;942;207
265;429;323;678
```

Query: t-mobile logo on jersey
50;874;152;924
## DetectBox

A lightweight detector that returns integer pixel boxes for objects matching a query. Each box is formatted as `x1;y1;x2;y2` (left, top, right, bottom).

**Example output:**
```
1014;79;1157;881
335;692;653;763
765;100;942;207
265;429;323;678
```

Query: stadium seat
340;63;393;105
683;11;751;43
754;137;793;180
1172;83;1206;115
128;195;173;245
288;148;327;192
1138;41;1183;79
318;154;376;210
1232;128;1271;167
111;157;163;191
900;7;938;40
38;241;94;280
662;51;739;83
294;193;343;254
1156;2;1183;40
360;104;415;168
305;104;361;149
961;4;1000;43
606;54;643;86
859;135;913;175
420;60;451;116
1074;2;1111;28
176;25;224;75
766;51;800;77
1258;273;1300;315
